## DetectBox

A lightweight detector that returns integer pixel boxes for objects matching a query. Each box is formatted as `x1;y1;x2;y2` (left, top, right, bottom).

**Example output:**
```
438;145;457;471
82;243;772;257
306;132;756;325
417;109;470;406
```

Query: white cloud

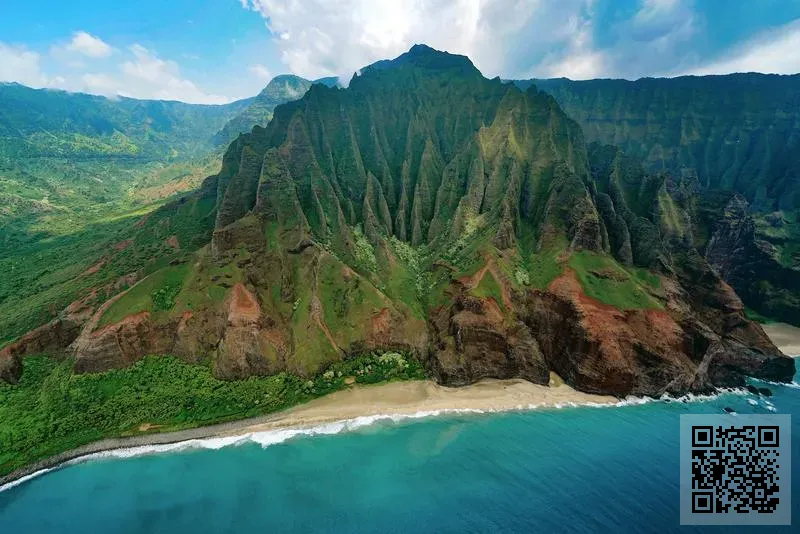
686;19;800;75
238;0;718;81
249;63;272;81
0;43;55;88
65;31;113;58
83;44;230;103
241;0;594;80
11;39;236;104
81;72;119;94
535;10;607;79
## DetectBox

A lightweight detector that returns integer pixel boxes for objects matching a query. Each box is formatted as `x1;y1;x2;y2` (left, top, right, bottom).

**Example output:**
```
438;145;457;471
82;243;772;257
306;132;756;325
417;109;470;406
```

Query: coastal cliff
1;46;794;397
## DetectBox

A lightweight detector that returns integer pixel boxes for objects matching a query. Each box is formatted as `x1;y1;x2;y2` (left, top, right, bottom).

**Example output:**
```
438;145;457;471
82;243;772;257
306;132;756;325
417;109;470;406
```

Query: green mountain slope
518;75;800;323
0;46;794;479
0;84;258;343
4;45;790;401
0;83;255;239
516;74;800;211
0;82;253;159
213;75;338;145
214;75;313;144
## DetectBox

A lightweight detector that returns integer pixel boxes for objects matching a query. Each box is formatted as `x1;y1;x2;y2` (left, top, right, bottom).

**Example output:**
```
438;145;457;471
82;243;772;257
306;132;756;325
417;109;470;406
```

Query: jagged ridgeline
2;45;794;396
218;46;592;250
519;75;800;324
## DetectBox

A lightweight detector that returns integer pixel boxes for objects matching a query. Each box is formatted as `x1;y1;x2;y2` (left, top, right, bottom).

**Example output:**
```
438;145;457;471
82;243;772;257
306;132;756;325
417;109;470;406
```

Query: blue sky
1;0;799;103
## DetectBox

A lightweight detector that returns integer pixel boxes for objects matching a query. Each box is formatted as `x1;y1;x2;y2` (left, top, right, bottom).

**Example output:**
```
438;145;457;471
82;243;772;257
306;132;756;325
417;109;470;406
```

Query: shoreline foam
0;379;613;491
0;378;758;493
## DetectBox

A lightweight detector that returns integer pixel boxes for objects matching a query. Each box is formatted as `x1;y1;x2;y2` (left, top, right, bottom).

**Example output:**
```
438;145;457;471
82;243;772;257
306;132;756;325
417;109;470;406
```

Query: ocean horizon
2;372;798;533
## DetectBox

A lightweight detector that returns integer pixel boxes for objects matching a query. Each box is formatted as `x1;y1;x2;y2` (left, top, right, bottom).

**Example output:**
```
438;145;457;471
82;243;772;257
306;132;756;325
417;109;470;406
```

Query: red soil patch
227;283;261;326
66;290;97;315
164;235;180;250
113;239;132;252
459;257;513;310
81;259;106;277
486;259;513;310
341;266;356;280
370;308;392;337
547;269;684;366
458;264;489;288
91;311;151;338
177;311;194;333
310;294;340;352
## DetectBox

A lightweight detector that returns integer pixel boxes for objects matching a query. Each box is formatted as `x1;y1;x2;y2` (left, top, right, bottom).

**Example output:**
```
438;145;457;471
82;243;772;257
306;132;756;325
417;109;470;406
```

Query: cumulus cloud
3;38;234;104
65;31;113;58
249;63;272;81
106;44;231;103
241;0;598;80
0;43;60;88
535;9;606;79
686;19;800;75
239;0;729;81
81;72;119;94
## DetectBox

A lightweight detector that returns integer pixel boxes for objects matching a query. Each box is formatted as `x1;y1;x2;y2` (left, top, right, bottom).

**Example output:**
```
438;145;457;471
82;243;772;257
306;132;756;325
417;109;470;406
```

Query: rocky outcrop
703;194;800;324
0;348;22;383
72;312;176;373
214;283;288;379
429;293;549;386
0;298;92;383
2;46;794;398
523;271;696;396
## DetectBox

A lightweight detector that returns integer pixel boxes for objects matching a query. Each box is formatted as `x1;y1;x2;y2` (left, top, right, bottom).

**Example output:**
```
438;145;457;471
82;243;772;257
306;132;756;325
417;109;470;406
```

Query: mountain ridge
517;73;800;324
3;45;792;400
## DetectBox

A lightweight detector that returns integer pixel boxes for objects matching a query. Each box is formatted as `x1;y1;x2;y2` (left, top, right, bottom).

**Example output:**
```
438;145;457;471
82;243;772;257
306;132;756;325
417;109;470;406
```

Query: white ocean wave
0;467;58;493
0;382;786;493
750;378;800;390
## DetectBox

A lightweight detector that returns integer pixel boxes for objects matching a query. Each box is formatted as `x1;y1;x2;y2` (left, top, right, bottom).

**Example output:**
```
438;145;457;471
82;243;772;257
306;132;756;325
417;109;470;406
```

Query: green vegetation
0;82;251;160
470;270;505;310
214;75;313;144
98;264;191;326
352;225;378;273
744;307;775;324
528;246;565;290
569;251;662;310
0;351;425;477
384;237;427;318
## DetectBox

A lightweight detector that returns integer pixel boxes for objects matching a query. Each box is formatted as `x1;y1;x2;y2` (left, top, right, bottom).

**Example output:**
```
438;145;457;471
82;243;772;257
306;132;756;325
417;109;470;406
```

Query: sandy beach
0;378;615;489
4;323;798;489
219;378;617;437
763;322;800;356
2;323;798;490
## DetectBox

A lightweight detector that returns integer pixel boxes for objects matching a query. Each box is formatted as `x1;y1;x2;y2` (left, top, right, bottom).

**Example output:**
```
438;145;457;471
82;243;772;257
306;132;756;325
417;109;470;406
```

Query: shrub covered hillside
0;77;319;344
0;352;424;476
518;75;800;324
2;45;791;405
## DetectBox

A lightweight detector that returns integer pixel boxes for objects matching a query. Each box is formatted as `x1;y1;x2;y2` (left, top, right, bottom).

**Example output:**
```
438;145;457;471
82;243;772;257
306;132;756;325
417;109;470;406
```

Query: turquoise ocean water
1;370;798;533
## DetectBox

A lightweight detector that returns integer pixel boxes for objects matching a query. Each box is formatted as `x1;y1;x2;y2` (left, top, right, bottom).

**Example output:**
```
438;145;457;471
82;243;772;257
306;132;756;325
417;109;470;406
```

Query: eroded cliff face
520;75;800;324
1;46;794;395
702;194;800;325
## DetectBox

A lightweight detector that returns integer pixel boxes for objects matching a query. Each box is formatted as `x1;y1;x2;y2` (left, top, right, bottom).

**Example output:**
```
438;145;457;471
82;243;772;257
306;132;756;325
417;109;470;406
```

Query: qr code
680;414;791;526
